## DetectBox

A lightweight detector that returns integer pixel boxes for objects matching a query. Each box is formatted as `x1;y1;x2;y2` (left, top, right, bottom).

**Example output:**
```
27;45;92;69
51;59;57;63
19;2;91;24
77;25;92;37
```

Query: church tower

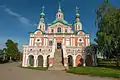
74;7;82;31
37;6;46;31
56;2;64;19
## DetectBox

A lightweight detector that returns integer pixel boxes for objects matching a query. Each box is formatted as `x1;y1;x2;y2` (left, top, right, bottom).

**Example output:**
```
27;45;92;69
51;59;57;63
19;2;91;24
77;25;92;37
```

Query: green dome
40;12;45;18
76;13;80;17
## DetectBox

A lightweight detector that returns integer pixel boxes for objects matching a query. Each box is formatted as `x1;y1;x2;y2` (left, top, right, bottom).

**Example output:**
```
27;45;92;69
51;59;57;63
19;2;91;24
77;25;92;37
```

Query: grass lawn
22;66;48;71
67;66;120;78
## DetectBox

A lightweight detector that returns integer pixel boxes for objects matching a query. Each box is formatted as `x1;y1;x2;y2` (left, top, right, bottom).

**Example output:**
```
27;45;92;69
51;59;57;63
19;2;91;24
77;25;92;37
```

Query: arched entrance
38;55;43;67
47;55;50;67
76;55;83;66
68;55;73;66
28;55;34;66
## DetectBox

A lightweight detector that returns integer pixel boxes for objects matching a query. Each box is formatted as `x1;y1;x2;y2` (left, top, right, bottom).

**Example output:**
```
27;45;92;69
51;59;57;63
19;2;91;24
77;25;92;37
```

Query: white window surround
35;38;42;43
77;38;84;43
66;39;70;46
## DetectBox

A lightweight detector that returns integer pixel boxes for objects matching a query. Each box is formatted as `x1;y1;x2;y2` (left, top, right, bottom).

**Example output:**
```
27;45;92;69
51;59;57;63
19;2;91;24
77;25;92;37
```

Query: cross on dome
58;1;62;12
42;6;44;13
76;6;79;13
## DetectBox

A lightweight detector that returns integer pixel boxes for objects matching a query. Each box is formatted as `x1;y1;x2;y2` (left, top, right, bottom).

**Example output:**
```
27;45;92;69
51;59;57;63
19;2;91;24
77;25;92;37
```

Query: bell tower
74;7;82;31
37;6;46;31
56;2;64;19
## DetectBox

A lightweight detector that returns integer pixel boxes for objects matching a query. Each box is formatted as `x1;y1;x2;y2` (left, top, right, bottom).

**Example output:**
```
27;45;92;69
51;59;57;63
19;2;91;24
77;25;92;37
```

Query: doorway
57;43;62;49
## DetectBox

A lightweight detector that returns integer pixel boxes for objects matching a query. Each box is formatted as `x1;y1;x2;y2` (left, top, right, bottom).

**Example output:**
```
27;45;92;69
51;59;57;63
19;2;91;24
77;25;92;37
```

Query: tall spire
76;6;80;18
42;6;44;13
58;1;62;12
40;6;45;22
76;6;79;13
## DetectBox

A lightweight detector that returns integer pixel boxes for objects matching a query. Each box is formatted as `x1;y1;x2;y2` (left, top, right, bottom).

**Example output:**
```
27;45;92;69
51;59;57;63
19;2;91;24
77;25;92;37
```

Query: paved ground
0;62;119;80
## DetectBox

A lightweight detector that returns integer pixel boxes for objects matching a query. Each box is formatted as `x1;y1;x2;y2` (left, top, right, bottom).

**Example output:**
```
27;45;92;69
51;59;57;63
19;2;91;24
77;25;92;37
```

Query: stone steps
48;49;65;71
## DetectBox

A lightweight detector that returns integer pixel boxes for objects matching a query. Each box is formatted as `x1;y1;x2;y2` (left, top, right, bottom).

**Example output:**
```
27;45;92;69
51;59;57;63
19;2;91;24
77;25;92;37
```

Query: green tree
4;39;20;61
85;44;98;66
96;0;120;66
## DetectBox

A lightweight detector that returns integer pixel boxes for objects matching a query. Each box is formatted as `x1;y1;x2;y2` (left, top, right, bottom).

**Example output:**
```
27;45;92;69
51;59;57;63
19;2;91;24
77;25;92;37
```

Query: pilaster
43;56;47;67
34;55;38;67
73;56;76;67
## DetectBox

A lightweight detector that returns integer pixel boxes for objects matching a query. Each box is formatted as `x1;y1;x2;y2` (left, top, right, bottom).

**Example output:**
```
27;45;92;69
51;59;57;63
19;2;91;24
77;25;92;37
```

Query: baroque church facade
22;5;90;70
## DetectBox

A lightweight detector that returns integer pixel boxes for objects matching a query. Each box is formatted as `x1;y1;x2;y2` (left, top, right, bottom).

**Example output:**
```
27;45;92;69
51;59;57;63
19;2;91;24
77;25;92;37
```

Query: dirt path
0;62;119;80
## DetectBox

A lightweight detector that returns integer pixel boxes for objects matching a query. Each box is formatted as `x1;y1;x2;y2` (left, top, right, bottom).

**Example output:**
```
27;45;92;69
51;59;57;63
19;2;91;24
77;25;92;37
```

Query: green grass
22;66;48;71
67;66;120;78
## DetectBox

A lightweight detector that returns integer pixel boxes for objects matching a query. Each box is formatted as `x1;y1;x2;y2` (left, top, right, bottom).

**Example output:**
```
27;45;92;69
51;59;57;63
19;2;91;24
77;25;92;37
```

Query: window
79;39;82;42
49;41;52;46
37;39;40;41
40;25;41;29
65;29;67;33
57;27;61;32
39;49;41;51
51;29;54;33
78;38;84;43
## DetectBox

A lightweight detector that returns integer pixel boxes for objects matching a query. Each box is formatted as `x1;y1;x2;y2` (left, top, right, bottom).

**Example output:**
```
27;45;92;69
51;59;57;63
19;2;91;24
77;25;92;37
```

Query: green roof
50;19;69;26
76;13;80;17
40;12;45;18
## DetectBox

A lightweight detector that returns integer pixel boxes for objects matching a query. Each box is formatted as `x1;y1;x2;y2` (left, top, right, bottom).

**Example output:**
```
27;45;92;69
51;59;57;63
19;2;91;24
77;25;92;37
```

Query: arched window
65;29;67;33
40;25;41;29
59;14;60;18
51;29;54;33
57;27;61;32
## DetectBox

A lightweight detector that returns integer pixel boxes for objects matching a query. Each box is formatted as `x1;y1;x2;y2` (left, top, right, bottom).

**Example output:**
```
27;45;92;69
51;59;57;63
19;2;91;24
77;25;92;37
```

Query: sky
0;0;120;51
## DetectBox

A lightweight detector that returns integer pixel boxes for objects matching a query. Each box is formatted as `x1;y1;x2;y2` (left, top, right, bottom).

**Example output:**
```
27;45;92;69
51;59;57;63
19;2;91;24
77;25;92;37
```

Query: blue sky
0;0;120;51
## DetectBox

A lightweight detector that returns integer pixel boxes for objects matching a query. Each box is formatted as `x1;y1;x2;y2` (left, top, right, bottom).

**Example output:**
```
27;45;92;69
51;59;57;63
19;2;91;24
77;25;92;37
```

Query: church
22;5;90;70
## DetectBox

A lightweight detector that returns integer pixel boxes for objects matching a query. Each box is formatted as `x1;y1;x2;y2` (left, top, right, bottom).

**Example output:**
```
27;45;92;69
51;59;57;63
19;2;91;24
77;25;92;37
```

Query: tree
85;44;98;66
96;0;120;66
4;39;20;61
0;49;3;61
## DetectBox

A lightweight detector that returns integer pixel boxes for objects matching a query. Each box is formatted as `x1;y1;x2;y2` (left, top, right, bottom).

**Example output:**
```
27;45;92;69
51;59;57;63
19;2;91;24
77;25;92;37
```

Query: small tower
37;6;46;31
56;2;64;19
74;7;82;31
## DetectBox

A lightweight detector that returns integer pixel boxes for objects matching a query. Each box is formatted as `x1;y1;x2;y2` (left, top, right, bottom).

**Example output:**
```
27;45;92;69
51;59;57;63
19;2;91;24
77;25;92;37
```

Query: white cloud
4;8;20;17
0;5;35;26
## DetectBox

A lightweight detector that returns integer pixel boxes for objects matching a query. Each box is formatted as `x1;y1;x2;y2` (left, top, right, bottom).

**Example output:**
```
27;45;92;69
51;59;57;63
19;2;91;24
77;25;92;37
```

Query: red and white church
22;5;90;70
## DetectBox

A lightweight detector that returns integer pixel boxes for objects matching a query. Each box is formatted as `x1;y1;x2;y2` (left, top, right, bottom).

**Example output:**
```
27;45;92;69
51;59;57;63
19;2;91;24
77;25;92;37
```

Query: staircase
48;49;65;71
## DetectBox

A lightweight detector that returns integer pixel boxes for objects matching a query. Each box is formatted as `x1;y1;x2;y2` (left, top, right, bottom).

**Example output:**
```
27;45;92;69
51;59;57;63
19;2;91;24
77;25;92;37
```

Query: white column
22;53;26;67
62;38;64;45
71;38;72;46
43;56;47;67
73;38;75;46
46;38;48;46
29;38;34;46
34;55;38;67
26;55;29;67
29;38;31;46
73;56;76;67
23;55;28;67
44;38;45;46
83;55;86;66
86;37;88;46
54;38;56;45
88;37;90;46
